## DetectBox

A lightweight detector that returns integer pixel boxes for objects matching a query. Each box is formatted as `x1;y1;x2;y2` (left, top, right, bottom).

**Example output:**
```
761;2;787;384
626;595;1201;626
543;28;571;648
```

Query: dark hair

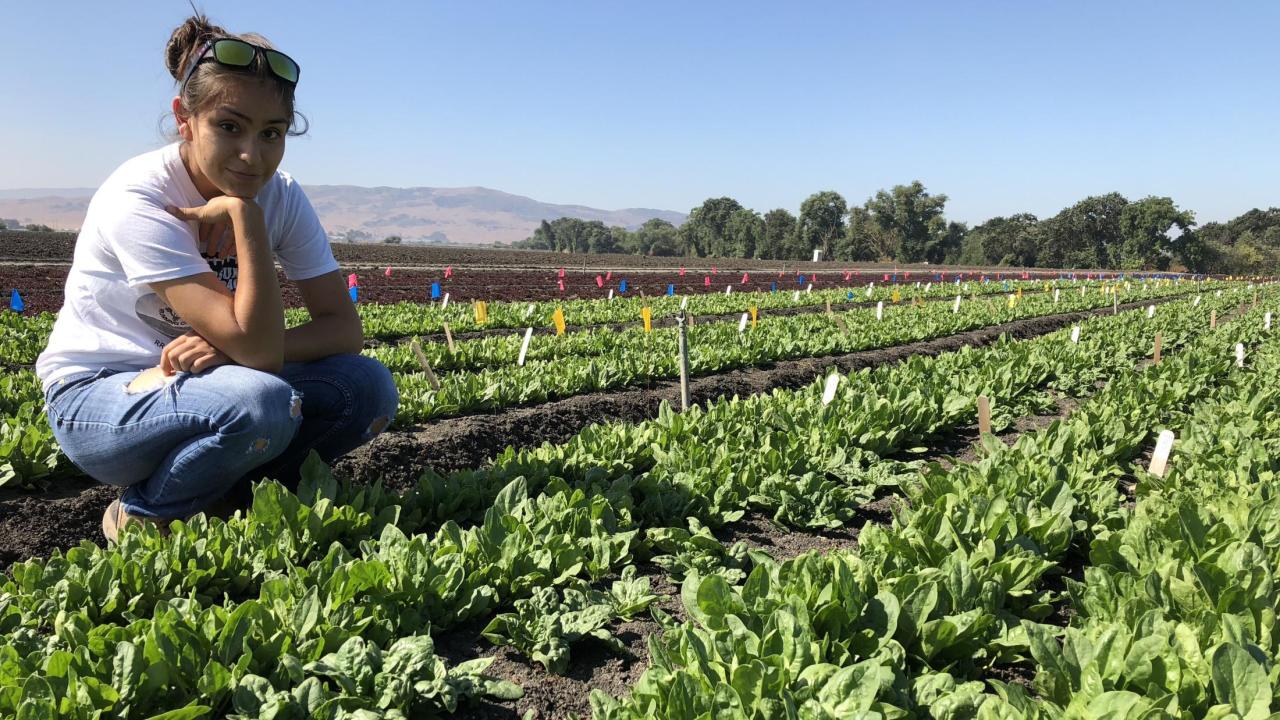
160;4;309;140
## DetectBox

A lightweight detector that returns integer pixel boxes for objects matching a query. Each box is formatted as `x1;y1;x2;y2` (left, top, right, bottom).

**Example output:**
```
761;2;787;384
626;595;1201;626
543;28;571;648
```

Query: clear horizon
3;1;1277;227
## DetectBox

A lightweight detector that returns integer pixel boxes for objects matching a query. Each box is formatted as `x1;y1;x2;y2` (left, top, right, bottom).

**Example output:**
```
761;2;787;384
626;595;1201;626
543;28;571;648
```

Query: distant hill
0;185;687;245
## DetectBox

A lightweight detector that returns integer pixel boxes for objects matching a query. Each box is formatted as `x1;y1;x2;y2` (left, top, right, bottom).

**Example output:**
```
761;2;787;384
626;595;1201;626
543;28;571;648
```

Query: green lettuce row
0;290;1260;717
1023;338;1280;716
364;279;1213;375
0;309;56;366
389;280;1208;422
307;277;1096;340
590;300;1280;718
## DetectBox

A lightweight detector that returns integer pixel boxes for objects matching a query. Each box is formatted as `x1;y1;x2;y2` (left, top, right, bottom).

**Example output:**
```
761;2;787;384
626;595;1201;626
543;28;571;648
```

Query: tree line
516;183;1279;274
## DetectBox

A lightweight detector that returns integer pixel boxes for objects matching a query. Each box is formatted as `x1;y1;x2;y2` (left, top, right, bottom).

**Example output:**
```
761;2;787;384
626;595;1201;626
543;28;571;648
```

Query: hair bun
164;13;227;82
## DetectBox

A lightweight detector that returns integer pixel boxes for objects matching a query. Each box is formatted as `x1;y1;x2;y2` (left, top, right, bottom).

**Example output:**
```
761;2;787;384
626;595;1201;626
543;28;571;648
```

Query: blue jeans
43;354;400;519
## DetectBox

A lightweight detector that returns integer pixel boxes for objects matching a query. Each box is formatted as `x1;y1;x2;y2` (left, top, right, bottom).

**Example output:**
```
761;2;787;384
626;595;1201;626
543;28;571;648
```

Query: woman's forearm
230;202;285;370
283;315;364;363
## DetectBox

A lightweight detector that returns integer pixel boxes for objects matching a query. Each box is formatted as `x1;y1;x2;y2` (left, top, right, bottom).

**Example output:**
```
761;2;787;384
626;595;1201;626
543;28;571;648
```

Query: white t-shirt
35;142;339;391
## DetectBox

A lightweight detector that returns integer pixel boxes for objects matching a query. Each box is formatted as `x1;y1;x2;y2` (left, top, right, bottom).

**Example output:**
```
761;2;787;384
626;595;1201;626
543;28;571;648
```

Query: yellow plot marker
641;306;652;332
891;288;901;304
552;307;566;335
750;305;758;329
474;300;488;324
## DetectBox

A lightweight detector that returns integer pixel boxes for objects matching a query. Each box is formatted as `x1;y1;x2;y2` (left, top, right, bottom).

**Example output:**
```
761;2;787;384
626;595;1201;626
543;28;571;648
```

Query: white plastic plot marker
1054;288;1060;304
806;283;813;294
441;292;450;309
409;339;441;392
793;290;801;301
821;373;841;406
738;313;749;334
1147;305;1155;319
1147;430;1176;477
866;282;874;298
1153;332;1163;365
680;296;688;310
608;289;614;301
725;284;732;295
1193;295;1201;306
525;303;536;318
1071;325;1081;344
517;327;533;366
876;301;884;321
1267;312;1273;331
976;395;992;435
925;282;932;292
953;295;961;313
1236;343;1245;368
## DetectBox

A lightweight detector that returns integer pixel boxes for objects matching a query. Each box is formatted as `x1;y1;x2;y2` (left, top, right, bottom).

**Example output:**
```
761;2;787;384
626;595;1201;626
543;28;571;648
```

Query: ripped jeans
42;354;400;519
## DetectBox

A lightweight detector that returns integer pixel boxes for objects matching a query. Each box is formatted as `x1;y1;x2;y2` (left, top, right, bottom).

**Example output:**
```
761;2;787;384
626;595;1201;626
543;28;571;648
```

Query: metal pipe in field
676;310;691;411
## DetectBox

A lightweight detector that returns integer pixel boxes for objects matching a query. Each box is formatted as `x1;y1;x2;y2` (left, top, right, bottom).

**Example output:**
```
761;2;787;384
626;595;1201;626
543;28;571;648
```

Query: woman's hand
165;197;262;259
160;331;233;375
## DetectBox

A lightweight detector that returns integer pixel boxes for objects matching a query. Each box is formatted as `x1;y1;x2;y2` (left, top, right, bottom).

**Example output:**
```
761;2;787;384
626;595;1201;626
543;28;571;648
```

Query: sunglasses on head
180;38;300;95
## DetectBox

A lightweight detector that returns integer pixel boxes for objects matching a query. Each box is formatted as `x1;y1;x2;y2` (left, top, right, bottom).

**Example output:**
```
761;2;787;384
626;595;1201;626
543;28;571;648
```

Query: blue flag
349;286;358;303
667;284;674;296
846;291;853;300
770;282;777;292
1003;280;1010;290
619;279;628;293
797;274;806;285
9;289;23;313
431;282;441;299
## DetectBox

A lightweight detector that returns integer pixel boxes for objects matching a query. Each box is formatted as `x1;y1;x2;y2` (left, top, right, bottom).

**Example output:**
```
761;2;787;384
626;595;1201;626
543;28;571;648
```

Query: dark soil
431;562;684;719
714;511;861;561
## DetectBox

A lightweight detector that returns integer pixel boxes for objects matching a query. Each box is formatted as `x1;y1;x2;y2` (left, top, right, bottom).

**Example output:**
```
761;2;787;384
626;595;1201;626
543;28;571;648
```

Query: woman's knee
342;354;399;438
208;366;303;454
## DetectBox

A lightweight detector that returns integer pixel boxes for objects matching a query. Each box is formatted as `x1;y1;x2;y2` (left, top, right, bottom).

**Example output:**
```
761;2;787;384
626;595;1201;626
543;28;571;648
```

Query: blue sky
3;1;1277;225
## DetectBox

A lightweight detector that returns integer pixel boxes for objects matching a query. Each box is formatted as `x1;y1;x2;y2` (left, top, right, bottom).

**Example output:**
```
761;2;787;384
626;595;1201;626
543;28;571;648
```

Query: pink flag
384;267;392;277
558;267;565;278
595;275;604;288
679;267;686;276
883;274;889;281
606;270;612;281
558;279;565;292
704;275;711;287
712;266;717;275
741;272;749;284
844;270;852;281
347;273;358;289
444;266;453;279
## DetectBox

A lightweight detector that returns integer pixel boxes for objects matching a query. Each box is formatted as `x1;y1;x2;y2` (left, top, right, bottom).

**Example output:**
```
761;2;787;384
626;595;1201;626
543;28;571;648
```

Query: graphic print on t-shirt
205;253;238;291
135;292;191;340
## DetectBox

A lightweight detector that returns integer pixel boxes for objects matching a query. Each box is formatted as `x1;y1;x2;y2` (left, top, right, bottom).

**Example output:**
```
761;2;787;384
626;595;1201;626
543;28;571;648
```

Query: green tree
797;191;848;261
1115;196;1196;270
1042;193;1129;268
863;181;948;263
679;197;744;257
382;235;402;244
630;218;680;256
835;206;881;261
964;214;1042;266
758;209;798;260
724;208;764;258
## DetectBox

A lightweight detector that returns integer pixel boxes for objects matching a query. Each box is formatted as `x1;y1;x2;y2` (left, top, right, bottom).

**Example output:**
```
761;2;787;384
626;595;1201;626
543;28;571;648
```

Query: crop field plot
3;270;1279;718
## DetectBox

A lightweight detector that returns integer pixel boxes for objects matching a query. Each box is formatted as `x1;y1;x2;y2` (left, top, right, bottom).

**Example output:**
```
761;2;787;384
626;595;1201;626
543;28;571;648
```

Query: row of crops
1;284;1275;716
0;280;1221;488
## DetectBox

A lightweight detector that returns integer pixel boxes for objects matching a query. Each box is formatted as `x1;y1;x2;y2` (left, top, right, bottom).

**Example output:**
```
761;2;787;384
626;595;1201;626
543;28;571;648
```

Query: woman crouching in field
34;12;399;543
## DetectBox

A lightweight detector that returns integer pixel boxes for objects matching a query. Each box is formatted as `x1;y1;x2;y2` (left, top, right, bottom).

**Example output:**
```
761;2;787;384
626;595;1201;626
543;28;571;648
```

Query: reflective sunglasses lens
214;39;256;67
265;51;299;83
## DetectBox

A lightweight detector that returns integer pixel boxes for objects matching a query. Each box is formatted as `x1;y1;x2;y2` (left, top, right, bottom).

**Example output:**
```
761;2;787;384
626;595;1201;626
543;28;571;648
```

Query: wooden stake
409;339;441;391
1211;309;1217;329
977;395;991;435
1153;332;1162;365
442;323;456;354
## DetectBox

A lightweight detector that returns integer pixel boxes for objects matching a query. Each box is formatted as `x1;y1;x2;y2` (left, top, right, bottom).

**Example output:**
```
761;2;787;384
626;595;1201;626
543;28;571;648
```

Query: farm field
2;267;1278;718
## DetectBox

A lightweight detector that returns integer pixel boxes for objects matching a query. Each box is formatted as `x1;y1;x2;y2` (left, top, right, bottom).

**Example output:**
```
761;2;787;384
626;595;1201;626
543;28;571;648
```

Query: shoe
102;499;170;544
